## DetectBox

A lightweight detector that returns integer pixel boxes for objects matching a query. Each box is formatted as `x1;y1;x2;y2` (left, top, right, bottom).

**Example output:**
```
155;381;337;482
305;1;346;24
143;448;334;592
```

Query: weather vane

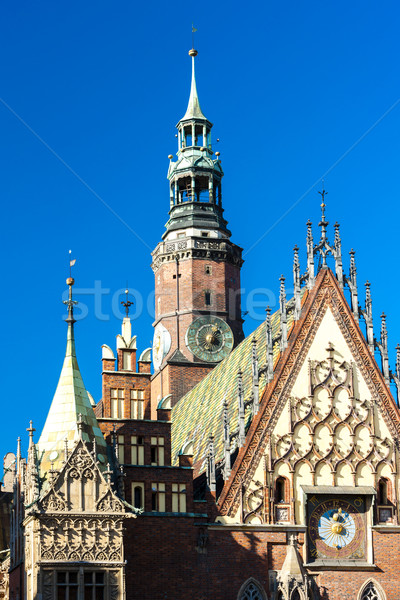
192;23;197;49
121;286;133;317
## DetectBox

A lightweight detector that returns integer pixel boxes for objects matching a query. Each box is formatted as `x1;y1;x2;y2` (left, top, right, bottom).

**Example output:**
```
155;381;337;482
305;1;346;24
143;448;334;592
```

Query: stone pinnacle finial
279;275;288;351
27;420;35;440
293;245;301;320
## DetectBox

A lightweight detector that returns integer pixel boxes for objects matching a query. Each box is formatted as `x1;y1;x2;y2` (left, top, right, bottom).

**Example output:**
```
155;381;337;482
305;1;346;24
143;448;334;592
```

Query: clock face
152;324;171;370
185;316;234;363
307;496;366;562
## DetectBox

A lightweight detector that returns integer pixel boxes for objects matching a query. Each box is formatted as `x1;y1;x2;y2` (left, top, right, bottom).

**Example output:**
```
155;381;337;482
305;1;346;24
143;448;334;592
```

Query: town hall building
2;47;400;600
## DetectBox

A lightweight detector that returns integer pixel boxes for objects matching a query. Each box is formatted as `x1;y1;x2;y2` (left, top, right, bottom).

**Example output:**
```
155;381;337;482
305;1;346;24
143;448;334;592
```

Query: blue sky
1;1;400;461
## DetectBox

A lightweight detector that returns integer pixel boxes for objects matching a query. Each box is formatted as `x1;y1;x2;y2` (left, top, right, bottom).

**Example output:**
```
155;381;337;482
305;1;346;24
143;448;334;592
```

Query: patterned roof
171;296;305;474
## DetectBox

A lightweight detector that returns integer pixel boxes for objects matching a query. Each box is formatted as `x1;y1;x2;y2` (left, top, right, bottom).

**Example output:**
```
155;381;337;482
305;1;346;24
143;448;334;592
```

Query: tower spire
182;48;207;121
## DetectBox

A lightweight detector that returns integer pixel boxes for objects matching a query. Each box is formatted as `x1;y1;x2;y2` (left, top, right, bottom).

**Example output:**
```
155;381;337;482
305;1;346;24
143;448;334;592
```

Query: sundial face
307;495;366;562
185;316;234;362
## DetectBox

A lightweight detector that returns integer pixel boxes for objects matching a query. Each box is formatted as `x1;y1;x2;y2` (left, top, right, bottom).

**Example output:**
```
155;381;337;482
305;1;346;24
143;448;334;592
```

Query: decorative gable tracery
218;270;400;521
23;440;134;600
273;343;395;487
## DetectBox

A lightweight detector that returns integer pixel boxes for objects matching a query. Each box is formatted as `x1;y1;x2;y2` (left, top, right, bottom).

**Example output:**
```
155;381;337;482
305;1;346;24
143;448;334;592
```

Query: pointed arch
237;578;267;600
357;579;386;600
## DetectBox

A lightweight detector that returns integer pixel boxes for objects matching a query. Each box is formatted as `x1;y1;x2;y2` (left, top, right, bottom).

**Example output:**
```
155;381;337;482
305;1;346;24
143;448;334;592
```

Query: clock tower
151;48;244;409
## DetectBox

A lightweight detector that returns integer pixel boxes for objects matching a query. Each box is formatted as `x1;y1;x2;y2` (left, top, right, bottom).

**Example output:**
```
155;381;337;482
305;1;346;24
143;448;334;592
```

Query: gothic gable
38;440;121;515
217;268;400;521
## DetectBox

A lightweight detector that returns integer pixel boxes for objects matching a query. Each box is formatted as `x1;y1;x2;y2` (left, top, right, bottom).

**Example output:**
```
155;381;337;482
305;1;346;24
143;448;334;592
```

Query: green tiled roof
171;299;301;474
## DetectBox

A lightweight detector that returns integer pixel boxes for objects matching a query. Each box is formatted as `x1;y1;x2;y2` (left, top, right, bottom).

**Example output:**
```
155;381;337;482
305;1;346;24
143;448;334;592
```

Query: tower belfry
151;48;244;407
165;48;228;237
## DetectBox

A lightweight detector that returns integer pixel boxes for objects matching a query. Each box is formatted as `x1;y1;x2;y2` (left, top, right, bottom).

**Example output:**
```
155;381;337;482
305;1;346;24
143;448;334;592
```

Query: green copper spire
181;49;207;122
37;275;107;481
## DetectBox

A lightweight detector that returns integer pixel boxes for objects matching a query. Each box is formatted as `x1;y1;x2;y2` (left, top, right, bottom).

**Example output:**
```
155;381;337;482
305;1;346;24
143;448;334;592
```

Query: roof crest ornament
222;394;231;480
293;246;301;321
265;307;274;382
390;344;400;404
279;275;288;351
251;337;260;415
121;285;133;317
206;435;216;493
237;370;246;447
358;280;374;353
375;313;390;384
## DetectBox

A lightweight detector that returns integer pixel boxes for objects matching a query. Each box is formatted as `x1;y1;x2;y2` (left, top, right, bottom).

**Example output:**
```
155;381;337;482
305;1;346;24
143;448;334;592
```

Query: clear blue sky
1;1;400;462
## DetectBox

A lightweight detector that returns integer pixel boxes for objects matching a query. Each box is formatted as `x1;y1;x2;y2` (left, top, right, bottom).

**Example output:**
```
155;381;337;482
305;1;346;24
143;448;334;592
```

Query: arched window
377;478;390;505
291;591;301;600
238;579;266;600
360;581;384;600
275;476;288;503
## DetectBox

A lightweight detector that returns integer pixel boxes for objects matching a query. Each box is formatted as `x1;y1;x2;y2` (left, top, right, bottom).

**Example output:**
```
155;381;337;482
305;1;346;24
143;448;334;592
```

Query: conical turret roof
37;279;107;479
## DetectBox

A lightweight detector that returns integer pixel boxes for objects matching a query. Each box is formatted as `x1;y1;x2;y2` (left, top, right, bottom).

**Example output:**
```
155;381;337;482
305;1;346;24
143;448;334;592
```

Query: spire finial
121;286;133;317
318;183;329;245
64;253;78;325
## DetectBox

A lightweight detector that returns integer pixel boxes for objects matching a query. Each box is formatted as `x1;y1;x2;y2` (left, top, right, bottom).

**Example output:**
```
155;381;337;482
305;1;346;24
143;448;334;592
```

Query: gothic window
291;591;301;600
205;291;211;306
131;436;144;465
151;482;166;512
132;483;144;510
117;435;124;464
84;572;105;600
110;389;124;419
172;483;187;513
360;581;384;600
130;389;144;419
46;570;110;600
150;436;165;466
238;579;265;600
56;571;78;600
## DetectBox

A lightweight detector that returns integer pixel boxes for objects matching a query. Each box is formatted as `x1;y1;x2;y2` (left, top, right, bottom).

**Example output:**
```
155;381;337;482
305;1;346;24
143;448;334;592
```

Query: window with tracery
360;582;383;600
239;581;264;600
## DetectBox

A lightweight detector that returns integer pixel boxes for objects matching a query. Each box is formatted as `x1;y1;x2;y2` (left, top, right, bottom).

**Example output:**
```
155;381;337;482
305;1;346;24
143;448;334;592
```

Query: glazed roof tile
171;296;304;474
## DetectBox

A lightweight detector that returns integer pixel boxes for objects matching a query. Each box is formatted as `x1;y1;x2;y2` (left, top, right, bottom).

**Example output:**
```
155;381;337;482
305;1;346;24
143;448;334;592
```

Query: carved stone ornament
40;516;124;563
96;489;124;513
